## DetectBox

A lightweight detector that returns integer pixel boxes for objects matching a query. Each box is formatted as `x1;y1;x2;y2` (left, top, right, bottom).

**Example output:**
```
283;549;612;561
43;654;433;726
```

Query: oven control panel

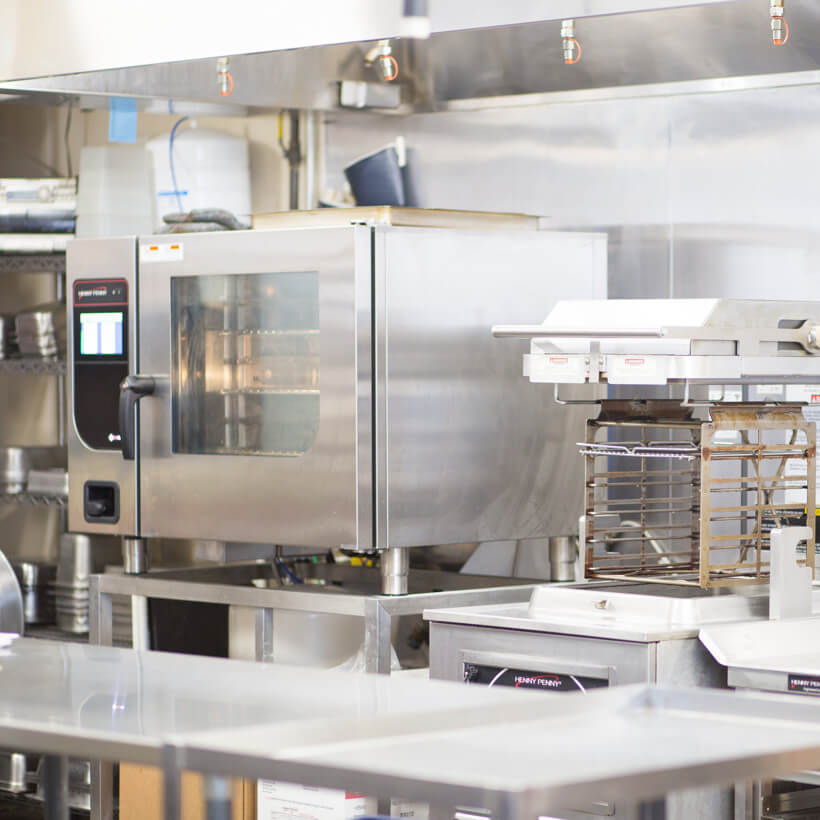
463;663;609;692
72;278;129;453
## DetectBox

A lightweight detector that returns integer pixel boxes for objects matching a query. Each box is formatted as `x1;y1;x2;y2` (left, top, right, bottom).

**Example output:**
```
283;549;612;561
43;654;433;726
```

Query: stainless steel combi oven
66;211;606;553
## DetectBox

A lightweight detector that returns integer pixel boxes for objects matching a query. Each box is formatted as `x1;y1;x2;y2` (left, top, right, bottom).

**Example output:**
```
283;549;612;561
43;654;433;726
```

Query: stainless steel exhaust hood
0;1;735;82
2;0;817;112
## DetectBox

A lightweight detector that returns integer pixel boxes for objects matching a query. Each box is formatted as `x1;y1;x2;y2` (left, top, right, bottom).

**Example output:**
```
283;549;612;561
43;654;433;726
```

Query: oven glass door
171;271;320;458
137;227;370;545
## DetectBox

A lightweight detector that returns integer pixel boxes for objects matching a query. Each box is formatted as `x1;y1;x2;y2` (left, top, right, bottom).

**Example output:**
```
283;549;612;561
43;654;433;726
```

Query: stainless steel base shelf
90;564;538;673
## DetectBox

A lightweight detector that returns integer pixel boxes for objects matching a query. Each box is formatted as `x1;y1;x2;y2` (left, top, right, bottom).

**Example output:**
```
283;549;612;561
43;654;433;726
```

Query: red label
549;357;569;365
345;793;366;800
625;358;645;366
811;394;820;404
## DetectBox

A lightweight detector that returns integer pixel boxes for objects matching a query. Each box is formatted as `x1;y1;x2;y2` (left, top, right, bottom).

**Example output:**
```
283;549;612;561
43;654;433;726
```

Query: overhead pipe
562;19;582;64
771;0;789;44
278;110;302;210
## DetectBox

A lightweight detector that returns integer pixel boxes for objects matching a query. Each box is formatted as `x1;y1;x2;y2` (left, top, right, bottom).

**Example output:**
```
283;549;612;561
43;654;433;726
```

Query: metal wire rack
0;358;65;375
0;493;66;507
582;402;815;589
0;253;66;275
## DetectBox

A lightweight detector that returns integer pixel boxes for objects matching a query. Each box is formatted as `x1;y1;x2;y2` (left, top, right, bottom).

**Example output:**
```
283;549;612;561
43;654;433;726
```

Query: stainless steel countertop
424;582;807;642
0;635;528;765
4;637;820;816
177;684;820;816
701;617;820;677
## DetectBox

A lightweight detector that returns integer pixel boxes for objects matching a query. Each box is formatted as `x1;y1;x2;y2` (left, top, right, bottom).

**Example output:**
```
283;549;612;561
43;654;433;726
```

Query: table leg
204;775;232;820
43;755;69;820
364;599;392;674
89;579;115;820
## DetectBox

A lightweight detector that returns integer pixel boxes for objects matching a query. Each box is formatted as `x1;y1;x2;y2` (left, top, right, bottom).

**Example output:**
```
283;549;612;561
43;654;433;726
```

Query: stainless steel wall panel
324;100;672;301
324;99;674;227
324;80;820;303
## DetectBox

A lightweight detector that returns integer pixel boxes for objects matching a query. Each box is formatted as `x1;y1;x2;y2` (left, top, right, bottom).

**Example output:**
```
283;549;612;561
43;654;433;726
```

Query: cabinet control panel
464;663;609;692
72;278;129;452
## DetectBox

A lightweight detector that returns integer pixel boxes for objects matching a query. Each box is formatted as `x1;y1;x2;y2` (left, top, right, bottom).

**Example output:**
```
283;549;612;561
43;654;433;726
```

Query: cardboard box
257;781;430;820
257;781;376;820
120;763;255;820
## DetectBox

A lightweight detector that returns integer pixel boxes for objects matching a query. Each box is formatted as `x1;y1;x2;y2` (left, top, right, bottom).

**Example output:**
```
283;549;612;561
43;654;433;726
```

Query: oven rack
219;386;319;395
217;328;319;337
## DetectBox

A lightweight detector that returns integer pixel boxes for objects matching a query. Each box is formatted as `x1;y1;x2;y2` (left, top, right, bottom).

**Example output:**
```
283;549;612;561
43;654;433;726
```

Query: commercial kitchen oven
67;212;606;550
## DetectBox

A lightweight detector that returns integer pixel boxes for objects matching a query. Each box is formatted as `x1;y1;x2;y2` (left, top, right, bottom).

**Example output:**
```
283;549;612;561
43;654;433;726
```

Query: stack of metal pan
14;302;65;358
55;533;93;634
12;562;56;626
0;447;65;496
0;548;23;635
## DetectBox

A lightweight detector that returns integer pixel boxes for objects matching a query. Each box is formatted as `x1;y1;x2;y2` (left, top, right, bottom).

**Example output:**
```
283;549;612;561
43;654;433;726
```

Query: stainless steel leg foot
638;798;667;820
162;745;182;820
380;547;409;595
122;537;150;575
43;755;69;820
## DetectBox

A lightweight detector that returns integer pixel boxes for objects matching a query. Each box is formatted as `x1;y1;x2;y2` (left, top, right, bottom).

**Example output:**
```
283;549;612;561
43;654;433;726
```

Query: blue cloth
108;97;137;144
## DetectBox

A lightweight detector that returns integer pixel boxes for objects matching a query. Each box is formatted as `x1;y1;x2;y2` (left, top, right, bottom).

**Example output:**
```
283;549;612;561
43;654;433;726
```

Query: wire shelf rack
0;253;66;275
0;357;65;375
0;492;66;507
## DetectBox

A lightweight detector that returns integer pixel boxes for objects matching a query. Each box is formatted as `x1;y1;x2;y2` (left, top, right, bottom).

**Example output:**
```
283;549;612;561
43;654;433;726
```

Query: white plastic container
145;125;251;229
76;146;155;238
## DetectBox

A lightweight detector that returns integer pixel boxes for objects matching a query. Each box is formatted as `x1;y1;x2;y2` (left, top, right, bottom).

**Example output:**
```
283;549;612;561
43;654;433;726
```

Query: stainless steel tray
426;581;780;642
701;616;820;692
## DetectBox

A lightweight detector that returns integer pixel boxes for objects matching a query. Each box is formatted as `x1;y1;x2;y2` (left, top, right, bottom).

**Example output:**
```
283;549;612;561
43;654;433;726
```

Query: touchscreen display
80;312;123;356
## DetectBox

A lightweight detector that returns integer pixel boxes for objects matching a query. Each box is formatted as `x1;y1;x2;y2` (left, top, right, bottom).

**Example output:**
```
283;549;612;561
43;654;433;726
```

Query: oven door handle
119;375;156;460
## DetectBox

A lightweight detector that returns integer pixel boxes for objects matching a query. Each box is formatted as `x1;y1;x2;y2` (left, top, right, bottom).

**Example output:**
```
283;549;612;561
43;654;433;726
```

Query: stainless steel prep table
701;616;820;694
700;617;820;818
90;563;538;673
0;634;536;820
177;685;820;819
6;637;820;819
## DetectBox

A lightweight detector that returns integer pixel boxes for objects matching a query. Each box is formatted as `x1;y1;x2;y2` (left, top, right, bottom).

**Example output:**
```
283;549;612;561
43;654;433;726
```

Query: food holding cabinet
67;212;607;585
